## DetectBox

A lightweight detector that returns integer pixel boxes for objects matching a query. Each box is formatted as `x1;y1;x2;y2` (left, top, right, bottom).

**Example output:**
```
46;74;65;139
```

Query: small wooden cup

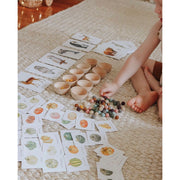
62;74;77;86
77;79;93;92
92;66;106;79
54;81;70;95
69;68;84;80
71;86;88;100
85;73;101;85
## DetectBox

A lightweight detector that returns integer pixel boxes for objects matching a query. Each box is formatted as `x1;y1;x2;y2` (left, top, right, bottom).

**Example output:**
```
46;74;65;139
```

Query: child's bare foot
127;91;158;113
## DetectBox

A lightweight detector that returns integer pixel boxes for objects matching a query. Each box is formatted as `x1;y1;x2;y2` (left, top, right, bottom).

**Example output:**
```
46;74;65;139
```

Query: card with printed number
95;120;117;132
63;39;95;52
45;109;64;123
26;61;65;79
86;131;108;145
39;52;76;69
50;46;85;60
64;154;89;172
18;71;52;93
71;33;102;45
75;117;95;131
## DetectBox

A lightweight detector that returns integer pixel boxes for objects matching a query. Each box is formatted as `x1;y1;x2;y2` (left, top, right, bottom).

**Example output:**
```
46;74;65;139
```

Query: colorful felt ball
115;115;119;120
105;113;109;117
121;101;125;105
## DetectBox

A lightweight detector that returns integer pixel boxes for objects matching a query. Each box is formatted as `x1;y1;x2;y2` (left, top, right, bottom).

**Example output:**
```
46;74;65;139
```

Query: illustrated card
71;33;102;45
64;154;89;172
59;118;76;130
63;110;81;121
18;71;52;93
26;95;46;107
43;100;65;111
39;52;76;69
60;130;76;144
43;144;64;157
62;141;86;156
95;120;117;132
39;132;60;146
50;46;85;60
71;131;89;146
22;124;42;138
22;151;43;169
43;155;66;173
22;114;41;127
44;109;64;123
63;39;95;52
26;61;65;79
86;131;108;145
18;99;33;114
75;117;95;131
28;104;47;118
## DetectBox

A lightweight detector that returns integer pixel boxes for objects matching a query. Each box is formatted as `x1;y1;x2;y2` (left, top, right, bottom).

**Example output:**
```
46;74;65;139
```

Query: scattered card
75;117;95;131
95;120;117;132
45;109;64;123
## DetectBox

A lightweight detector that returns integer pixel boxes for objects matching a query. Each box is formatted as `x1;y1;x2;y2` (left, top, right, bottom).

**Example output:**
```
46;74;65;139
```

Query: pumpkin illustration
62;120;71;124
90;134;101;142
25;115;35;124
100;168;113;176
68;158;82;167
50;112;60;119
25;155;38;165
64;132;73;141
18;103;27;109
67;112;77;120
46;103;58;109
34;107;43;114
80;119;88;128
25;141;37;150
101;147;115;156
25;128;36;135
68;145;79;154
41;136;53;143
45;159;58;168
76;135;85;144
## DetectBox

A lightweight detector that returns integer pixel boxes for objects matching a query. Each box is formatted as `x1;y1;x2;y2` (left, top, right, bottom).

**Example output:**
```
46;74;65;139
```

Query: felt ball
90;99;94;103
95;112;99;116
75;104;79;107
115;115;119;120
91;114;96;119
116;101;120;106
76;107;81;111
105;113;109;117
121;101;125;105
101;113;105;117
86;109;90;114
79;105;84;109
114;109;118;113
90;110;94;114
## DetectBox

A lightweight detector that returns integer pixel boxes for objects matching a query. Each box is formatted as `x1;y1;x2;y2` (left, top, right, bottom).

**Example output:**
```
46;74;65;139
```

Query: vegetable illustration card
75;117;95;131
18;99;33;114
63;39;95;52
71;131;89;146
26;61;65;79
18;71;52;93
22;114;41;127
63;110;81;121
86;131;108;145
43;144;64;157
43;100;65;111
60;130;76;144
95;120;117;132
71;33;102;45
39;132;60;146
64;154;89;172
44;109;64;123
43;155;66;173
39;52;76;69
26;95;46;107
28;104;47;118
50;46;85;60
59;118;76;130
22;124;42;138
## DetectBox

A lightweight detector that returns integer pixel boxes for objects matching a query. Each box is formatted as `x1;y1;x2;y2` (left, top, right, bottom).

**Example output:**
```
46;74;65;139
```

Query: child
100;0;162;120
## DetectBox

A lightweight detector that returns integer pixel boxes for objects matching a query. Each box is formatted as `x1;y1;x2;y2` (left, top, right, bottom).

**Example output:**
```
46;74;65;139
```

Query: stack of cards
94;144;127;180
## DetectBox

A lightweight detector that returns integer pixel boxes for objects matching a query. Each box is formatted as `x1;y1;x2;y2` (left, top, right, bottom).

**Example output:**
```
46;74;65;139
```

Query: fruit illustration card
39;132;60;146
26;95;46;107
71;33;102;45
95;120;117;132
22;114;41;127
62;141;86;156
75;117;95;131
22;151;43;169
63;39;95;52
28;104;47;118
43;155;66;173
26;61;65;80
39;52;76;69
45;109;64;123
50;46;85;60
86;131;108;145
64;154;89;172
71;131;89;146
43;100;65;111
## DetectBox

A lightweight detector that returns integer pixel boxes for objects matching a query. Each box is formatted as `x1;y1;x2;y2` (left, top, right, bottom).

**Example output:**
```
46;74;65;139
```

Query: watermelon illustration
64;132;73;141
90;134;101;142
76;135;85;144
68;158;82;167
100;168;113;176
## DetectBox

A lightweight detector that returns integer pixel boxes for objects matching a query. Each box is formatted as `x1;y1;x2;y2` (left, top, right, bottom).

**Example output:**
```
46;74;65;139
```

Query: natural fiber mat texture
18;0;162;179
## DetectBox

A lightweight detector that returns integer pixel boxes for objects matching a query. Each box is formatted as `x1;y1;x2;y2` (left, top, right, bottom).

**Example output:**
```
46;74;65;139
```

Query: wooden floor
18;0;84;30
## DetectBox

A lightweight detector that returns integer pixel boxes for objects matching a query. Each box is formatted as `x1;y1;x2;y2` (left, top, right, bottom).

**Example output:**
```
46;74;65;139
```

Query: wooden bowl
77;79;93;92
54;82;70;95
62;74;77;86
97;62;112;73
71;86;88;100
69;68;84;79
92;66;106;79
76;63;91;73
84;58;97;67
85;73;101;85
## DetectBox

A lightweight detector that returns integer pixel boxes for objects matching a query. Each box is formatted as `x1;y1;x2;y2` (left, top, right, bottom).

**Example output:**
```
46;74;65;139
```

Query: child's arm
100;21;162;96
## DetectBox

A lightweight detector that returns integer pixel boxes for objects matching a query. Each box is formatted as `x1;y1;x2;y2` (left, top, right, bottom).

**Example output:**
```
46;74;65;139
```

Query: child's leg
127;59;158;113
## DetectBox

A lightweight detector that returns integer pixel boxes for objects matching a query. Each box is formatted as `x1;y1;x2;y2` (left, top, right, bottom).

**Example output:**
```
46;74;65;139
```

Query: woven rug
18;0;162;179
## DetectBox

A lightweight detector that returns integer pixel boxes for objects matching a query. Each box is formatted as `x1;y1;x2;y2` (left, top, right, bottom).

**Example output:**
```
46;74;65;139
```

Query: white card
45;109;64;123
22;114;41;127
18;93;26;101
63;110;81;121
43;155;66;173
39;132;60;146
95;120;118;132
22;151;43;169
64;154;89;172
50;46;85;60
86;131;108;145
26;61;65;79
75;117;95;131
39;52;76;69
18;99;33;114
26;95;46;107
43;100;65;111
63;39;95;52
22;124;42;138
43;144;64;156
18;71;52;93
71;33;102;45
28;104;47;118
18;145;22;162
71;131;89;146
59;119;75;130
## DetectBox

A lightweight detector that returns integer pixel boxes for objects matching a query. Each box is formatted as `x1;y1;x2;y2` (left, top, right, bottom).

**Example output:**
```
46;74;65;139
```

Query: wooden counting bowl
85;73;101;85
71;86;88;100
84;58;97;67
76;63;91;73
77;79;93;92
69;68;84;80
92;66;106;79
97;62;112;73
62;74;77;86
54;81;70;95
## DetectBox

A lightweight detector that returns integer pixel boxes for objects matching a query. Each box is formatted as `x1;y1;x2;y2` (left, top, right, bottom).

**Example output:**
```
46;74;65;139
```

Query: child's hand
100;82;119;97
